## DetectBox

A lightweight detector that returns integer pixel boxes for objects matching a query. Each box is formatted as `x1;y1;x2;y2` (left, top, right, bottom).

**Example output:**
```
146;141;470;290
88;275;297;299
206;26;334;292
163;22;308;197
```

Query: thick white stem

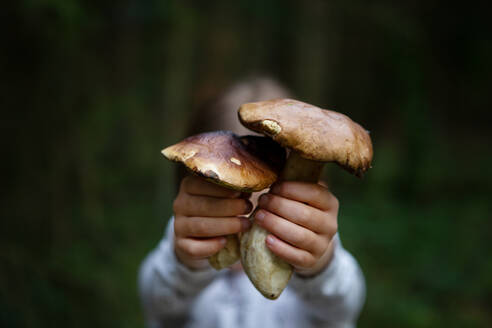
241;151;324;299
209;234;240;270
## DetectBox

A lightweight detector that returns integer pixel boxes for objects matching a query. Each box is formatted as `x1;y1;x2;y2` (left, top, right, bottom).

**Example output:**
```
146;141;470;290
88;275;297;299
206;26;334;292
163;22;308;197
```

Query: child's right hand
172;175;253;270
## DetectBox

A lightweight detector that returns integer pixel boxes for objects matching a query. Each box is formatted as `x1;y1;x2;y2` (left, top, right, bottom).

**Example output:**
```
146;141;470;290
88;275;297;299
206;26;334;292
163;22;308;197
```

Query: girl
139;77;365;328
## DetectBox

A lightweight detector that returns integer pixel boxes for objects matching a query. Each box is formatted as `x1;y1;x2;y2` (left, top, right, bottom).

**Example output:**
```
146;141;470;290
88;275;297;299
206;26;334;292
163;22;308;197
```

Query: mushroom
162;131;286;270
238;98;373;299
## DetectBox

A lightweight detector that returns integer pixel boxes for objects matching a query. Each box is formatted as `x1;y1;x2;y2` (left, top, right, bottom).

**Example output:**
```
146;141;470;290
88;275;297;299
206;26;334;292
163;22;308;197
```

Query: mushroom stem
281;151;324;182
241;151;324;299
209;234;240;270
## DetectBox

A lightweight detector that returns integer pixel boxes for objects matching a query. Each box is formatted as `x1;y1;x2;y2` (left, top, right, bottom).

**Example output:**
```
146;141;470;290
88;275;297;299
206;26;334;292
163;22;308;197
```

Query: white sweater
139;219;366;328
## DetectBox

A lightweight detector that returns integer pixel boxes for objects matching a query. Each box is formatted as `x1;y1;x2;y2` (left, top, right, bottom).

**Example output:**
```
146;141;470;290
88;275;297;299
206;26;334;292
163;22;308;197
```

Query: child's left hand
254;181;339;277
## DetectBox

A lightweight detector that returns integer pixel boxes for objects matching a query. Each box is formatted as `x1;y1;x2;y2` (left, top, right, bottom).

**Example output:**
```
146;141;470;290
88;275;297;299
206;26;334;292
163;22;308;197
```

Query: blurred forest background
2;0;491;327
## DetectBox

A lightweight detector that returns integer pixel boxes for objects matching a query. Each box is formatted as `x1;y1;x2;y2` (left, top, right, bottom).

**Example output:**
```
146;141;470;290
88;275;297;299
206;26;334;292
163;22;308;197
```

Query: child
139;77;366;328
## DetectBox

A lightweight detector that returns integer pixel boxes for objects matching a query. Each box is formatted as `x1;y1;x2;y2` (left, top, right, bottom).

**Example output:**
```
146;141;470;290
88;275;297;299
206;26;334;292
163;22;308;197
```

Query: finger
175;237;227;259
174;216;251;238
254;209;326;256
174;195;252;217
265;234;317;269
270;181;339;212
258;193;335;235
181;175;241;198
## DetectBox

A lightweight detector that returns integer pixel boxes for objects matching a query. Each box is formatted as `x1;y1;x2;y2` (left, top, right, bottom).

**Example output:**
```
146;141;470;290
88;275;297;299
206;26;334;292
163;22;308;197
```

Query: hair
175;76;291;192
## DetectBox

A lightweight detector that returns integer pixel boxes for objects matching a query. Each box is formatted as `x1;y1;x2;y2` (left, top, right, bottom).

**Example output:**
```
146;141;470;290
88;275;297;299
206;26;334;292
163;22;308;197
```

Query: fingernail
244;201;253;213
266;235;275;245
241;219;251;231
255;210;265;222
220;237;227;246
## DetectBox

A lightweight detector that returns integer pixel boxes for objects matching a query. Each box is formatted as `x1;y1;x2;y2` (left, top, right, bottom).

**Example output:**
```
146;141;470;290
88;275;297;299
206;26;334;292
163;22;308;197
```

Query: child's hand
173;175;253;270
254;181;339;277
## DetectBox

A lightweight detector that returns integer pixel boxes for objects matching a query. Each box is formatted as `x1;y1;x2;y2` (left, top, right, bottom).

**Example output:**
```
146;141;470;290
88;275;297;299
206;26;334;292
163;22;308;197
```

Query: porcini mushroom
162;131;285;270
238;98;373;299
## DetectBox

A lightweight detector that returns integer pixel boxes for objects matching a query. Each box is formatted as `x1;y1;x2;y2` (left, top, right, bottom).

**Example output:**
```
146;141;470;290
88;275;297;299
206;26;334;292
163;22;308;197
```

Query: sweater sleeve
138;218;218;328
288;234;366;327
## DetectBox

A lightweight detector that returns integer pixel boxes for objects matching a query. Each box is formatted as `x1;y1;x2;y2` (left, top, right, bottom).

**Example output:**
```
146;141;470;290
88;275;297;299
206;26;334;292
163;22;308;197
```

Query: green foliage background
2;1;491;327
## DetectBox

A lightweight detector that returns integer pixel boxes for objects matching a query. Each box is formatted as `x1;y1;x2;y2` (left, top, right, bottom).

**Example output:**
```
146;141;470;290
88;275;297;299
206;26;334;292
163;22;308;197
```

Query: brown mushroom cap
162;131;286;191
238;98;373;177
